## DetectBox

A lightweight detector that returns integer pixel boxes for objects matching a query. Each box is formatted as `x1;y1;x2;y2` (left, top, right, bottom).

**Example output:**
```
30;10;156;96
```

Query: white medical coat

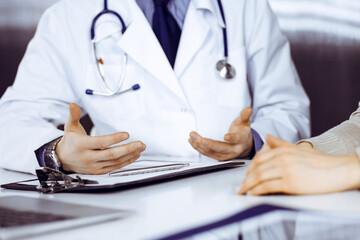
0;0;310;173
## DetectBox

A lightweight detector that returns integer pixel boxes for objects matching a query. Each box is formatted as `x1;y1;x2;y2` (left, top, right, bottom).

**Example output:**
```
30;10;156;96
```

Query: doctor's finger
100;155;141;175
224;132;248;144
189;138;235;161
94;141;146;161
98;151;141;169
200;137;241;155
86;132;130;149
189;138;216;156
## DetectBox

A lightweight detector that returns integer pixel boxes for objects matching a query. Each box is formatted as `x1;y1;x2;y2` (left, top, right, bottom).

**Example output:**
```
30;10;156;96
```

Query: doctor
0;0;310;174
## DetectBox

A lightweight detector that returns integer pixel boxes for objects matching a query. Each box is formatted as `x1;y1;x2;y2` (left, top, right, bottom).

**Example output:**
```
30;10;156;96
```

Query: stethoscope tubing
216;0;228;58
91;0;126;40
86;0;235;97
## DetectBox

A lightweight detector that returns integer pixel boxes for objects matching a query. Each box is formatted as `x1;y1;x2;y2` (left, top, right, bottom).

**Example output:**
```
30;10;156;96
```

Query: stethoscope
86;0;236;96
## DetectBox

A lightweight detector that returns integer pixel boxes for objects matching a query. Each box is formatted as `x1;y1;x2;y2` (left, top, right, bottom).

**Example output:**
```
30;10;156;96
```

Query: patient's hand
188;107;253;161
238;135;360;195
56;103;146;175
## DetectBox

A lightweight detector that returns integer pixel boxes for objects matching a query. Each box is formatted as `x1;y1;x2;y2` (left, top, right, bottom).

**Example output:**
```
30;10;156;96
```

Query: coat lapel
174;0;225;78
116;1;188;103
93;0;225;104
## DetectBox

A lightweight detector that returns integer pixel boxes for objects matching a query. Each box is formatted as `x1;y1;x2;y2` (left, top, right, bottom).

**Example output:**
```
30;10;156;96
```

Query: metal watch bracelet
44;137;62;171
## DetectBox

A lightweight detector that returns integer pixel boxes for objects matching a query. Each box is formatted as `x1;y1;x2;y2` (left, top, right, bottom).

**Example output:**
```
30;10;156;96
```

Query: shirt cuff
35;143;49;167
245;128;264;159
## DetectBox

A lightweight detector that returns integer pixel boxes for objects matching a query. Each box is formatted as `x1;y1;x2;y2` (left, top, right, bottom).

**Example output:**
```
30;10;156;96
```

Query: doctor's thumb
64;103;86;134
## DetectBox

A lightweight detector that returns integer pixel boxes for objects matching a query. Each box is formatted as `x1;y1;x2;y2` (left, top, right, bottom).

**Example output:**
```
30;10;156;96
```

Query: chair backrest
270;0;360;136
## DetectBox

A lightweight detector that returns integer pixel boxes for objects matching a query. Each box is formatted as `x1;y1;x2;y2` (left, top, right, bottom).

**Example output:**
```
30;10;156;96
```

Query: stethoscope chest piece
216;59;236;80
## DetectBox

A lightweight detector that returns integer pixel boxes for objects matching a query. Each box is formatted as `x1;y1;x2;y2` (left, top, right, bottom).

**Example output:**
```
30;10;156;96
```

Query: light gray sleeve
300;106;360;155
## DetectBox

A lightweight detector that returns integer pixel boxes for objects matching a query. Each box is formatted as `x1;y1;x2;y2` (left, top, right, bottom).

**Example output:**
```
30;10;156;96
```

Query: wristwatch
44;137;62;171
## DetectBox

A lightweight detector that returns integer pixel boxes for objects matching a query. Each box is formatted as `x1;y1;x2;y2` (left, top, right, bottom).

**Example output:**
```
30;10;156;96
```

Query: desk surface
1;161;360;239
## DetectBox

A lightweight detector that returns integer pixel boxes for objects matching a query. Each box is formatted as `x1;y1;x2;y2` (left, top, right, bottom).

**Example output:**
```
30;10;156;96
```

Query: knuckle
96;139;106;148
107;149;117;160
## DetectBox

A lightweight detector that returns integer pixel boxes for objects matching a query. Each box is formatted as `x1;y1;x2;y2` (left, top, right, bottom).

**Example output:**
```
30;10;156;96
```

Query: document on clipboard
1;159;245;193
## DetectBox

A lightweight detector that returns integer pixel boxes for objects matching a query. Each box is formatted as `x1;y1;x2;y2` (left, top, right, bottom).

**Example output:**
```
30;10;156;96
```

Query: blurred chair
1;0;360;137
269;0;360;136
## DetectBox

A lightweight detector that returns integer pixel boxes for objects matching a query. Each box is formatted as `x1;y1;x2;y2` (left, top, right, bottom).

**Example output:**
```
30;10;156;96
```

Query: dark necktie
152;0;181;68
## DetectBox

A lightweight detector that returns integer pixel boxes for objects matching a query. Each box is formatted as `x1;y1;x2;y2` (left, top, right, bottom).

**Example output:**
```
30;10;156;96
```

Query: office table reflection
1;161;360;239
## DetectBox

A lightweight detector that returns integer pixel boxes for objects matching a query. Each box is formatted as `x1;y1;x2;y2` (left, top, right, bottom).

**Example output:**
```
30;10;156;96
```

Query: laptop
0;195;130;240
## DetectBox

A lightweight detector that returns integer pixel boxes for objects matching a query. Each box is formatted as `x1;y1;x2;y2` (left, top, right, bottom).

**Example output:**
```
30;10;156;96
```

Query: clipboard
1;160;245;194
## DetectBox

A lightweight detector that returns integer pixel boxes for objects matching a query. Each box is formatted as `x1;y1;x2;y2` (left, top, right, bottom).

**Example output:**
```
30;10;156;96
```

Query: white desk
1;161;360;239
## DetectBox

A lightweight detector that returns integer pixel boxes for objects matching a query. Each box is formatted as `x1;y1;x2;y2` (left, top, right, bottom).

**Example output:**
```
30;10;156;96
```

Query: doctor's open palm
56;103;146;175
189;107;254;161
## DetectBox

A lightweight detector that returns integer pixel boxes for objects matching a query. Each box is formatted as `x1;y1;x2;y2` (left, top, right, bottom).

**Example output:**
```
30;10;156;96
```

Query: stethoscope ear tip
132;84;141;91
86;89;94;95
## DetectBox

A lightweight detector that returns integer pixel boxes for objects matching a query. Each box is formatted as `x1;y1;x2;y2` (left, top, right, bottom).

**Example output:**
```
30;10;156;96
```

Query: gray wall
1;0;360;137
0;0;59;100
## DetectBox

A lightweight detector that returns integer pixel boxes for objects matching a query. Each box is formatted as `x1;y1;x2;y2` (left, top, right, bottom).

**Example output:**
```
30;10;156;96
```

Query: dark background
1;0;360;137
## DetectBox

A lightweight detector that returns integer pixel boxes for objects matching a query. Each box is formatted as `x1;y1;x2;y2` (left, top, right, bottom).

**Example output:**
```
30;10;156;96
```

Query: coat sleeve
0;3;83;174
301;106;360;155
243;0;310;143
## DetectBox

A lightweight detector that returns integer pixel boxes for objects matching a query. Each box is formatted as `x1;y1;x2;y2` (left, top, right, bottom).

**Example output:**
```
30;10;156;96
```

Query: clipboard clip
35;167;98;193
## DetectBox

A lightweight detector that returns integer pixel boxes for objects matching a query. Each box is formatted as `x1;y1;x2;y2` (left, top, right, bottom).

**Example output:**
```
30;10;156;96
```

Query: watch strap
44;137;62;170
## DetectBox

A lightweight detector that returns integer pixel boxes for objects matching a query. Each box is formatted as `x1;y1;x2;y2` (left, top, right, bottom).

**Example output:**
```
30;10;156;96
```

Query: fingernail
136;142;143;148
121;133;129;140
224;134;230;141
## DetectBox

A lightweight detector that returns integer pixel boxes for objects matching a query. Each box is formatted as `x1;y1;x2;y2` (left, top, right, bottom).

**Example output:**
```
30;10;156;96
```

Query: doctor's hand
188;107;253;161
238;135;360;195
56;103;146;175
